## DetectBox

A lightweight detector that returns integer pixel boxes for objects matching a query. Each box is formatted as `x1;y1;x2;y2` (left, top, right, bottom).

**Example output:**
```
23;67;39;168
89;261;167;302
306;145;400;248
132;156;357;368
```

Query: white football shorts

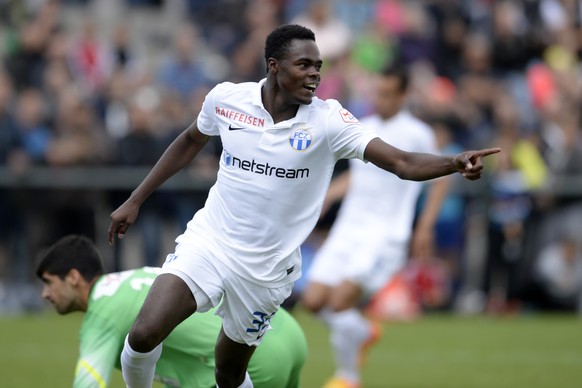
308;235;407;297
161;239;293;346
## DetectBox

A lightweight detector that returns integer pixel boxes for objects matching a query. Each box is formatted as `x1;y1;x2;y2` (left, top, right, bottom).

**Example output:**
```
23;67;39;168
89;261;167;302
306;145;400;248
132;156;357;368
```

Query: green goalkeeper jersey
75;267;307;388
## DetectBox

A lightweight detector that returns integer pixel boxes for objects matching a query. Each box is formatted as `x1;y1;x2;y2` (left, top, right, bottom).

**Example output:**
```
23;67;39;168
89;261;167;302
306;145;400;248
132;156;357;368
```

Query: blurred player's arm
108;123;210;244
410;176;450;260
320;170;350;217
73;328;120;388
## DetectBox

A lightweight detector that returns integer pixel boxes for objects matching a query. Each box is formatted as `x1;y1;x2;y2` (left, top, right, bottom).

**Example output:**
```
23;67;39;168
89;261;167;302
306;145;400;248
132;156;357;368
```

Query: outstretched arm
364;138;500;181
108;122;210;244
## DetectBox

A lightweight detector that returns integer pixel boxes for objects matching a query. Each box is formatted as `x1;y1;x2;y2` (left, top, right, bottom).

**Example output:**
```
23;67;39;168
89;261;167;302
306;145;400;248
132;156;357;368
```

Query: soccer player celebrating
301;63;450;388
36;235;307;388
108;24;499;388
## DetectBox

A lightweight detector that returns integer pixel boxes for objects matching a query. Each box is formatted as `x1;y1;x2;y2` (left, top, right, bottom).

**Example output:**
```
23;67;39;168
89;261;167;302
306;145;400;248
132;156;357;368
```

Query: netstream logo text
224;152;309;179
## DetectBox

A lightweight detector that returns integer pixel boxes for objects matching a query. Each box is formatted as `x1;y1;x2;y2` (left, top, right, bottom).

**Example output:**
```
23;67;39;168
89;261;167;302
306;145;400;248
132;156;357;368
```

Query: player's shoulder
397;110;429;126
310;97;361;124
310;97;342;113
397;111;434;134
210;81;258;99
214;80;257;91
91;267;159;302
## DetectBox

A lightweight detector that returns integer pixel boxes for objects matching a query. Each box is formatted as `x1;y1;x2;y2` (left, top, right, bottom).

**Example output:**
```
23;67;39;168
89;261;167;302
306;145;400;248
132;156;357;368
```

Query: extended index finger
474;148;501;158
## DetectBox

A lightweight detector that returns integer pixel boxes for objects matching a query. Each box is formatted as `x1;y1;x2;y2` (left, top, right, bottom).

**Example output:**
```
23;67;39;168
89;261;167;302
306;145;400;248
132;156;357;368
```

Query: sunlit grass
1;310;580;387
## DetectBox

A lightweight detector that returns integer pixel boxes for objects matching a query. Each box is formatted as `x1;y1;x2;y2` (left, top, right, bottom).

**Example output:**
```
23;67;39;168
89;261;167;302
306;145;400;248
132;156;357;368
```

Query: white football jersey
176;79;377;286
329;110;438;245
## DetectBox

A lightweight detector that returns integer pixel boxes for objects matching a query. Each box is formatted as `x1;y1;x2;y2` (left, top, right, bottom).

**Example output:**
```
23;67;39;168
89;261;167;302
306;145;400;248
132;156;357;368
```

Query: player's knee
328;299;353;312
128;322;163;353
300;291;326;313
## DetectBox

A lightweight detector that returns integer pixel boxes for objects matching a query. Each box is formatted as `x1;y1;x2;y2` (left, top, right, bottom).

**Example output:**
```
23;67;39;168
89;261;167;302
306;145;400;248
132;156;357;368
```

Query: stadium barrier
2;167;581;195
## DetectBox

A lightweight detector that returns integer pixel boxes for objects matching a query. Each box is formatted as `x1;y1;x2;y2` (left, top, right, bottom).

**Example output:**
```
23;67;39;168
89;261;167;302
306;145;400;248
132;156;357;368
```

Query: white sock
120;335;163;388
217;371;253;388
326;309;371;383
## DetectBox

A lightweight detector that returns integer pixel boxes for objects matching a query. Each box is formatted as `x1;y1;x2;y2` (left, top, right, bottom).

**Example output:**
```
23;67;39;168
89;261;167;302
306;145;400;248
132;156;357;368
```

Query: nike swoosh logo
229;125;244;131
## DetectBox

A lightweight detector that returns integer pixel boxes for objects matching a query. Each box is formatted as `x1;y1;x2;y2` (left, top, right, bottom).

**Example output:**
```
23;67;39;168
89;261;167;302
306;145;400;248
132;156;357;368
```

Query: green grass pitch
1;309;581;387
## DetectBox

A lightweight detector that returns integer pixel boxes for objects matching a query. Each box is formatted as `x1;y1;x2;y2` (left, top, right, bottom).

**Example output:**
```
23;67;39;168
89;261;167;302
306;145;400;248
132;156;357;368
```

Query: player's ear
66;268;83;286
267;58;278;74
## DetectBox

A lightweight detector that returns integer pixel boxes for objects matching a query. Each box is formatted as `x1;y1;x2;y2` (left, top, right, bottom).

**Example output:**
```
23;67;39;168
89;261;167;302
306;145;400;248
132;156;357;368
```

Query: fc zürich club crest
289;129;312;151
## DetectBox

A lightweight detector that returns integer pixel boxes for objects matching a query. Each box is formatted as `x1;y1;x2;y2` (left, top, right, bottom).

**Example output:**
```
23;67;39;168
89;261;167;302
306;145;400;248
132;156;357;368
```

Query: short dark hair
35;235;104;281
264;24;316;68
380;63;410;92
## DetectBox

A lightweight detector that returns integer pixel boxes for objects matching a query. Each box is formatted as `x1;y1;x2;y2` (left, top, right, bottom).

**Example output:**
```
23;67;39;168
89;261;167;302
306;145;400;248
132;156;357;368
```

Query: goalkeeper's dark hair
380;62;410;93
36;235;104;281
264;24;316;72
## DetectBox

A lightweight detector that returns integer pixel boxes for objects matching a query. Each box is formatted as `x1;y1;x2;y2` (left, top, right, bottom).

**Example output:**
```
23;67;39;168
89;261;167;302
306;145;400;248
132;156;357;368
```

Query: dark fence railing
0;167;216;191
2;167;582;196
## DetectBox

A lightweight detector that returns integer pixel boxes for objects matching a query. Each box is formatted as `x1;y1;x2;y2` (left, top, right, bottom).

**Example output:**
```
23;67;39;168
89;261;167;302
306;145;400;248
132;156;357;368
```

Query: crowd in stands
1;0;581;315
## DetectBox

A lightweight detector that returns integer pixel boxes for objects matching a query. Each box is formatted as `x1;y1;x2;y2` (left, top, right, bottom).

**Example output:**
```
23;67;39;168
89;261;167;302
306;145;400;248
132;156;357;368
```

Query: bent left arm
364;137;500;181
410;176;450;260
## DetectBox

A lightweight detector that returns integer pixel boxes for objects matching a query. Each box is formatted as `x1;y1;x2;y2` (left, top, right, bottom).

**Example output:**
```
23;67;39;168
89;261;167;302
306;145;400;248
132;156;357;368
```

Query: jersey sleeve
196;83;223;136
325;101;378;161
73;320;121;388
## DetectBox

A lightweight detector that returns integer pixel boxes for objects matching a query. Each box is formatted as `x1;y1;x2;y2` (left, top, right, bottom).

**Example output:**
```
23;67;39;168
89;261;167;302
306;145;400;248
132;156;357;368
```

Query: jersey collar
252;78;267;107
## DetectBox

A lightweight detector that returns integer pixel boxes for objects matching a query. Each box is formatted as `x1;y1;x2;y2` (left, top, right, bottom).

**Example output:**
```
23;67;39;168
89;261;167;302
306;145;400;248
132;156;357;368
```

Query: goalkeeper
36;234;307;388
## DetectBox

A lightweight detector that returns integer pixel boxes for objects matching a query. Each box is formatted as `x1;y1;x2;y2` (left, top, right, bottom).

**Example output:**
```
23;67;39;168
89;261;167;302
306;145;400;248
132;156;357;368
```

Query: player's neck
79;277;100;312
261;84;300;124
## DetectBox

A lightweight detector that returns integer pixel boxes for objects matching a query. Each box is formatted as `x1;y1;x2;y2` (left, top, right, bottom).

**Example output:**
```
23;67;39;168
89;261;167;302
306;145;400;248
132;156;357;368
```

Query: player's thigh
352;242;408;296
301;281;333;312
328;279;363;311
133;273;198;340
307;238;351;286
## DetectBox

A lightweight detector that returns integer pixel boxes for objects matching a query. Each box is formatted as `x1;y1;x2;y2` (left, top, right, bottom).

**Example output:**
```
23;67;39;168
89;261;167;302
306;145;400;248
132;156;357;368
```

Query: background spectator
532;234;582;312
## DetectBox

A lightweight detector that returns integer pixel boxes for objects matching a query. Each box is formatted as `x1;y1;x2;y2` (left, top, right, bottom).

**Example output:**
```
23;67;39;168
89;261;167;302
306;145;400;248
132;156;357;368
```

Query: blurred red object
365;271;421;322
526;63;556;110
404;258;451;310
365;258;451;321
430;76;457;105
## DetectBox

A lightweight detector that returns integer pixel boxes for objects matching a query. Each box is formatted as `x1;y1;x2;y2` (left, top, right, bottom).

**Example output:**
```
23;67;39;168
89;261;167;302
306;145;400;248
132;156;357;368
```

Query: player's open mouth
304;83;318;94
